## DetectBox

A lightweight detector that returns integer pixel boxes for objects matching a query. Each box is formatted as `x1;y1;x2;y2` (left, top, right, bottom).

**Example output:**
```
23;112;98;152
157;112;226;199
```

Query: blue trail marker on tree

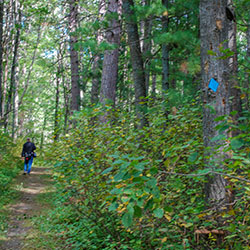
208;78;219;92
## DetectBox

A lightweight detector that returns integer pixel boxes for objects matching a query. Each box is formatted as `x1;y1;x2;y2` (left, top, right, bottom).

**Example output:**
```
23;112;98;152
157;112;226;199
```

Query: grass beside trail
0;166;65;250
21;188;63;250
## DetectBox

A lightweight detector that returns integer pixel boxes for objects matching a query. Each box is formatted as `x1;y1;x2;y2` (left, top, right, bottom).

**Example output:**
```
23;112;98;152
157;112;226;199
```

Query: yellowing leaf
164;159;170;168
197;213;206;218
161;237;167;243
180;222;193;228
163;11;168;17
228;209;235;216
117;207;126;214
164;213;171;222
240;94;246;99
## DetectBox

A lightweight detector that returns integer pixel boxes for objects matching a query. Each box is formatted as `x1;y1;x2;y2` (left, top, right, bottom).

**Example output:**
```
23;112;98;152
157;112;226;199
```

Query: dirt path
0;166;52;250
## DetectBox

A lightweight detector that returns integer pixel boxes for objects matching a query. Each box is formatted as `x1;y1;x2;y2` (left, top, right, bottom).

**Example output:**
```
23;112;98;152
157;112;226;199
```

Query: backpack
24;152;32;163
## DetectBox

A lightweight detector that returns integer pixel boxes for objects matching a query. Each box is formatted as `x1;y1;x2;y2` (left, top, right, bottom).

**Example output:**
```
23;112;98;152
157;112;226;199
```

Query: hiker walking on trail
21;138;36;175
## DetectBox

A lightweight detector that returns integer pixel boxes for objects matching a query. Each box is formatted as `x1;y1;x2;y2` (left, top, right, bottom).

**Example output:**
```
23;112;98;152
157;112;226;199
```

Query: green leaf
230;111;238;116
134;206;142;218
207;50;216;56
146;178;157;187
211;134;226;142
227;223;236;233
164;205;173;213
218;125;230;133
188;152;198;163
122;212;133;228
214;115;226;122
110;188;123;195
135;163;145;171
153;208;164;218
114;171;126;181
231;139;244;150
108;202;118;211
102;167;113;175
144;198;154;210
113;159;125;165
152;186;160;198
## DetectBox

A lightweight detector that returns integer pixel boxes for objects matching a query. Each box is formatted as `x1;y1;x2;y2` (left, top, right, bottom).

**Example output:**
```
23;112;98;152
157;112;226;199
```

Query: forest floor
0;166;54;250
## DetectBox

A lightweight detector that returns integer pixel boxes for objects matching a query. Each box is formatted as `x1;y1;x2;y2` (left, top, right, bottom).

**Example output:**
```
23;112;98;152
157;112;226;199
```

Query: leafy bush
0;132;23;232
38;100;250;249
0;132;22;193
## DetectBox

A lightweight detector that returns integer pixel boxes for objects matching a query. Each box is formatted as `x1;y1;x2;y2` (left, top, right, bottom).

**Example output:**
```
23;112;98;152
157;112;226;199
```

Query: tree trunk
151;73;156;100
0;0;4;118
99;0;121;123
91;0;106;106
69;0;80;112
18;111;24;137
12;63;19;139
142;0;152;96
2;50;9;125
2;1;11;118
63;80;70;134
162;0;170;93
54;67;60;141
91;54;101;105
123;0;148;128
63;68;70;134
227;0;241;134
40;114;47;150
200;0;234;211
8;2;21;137
244;14;250;110
19;25;41;107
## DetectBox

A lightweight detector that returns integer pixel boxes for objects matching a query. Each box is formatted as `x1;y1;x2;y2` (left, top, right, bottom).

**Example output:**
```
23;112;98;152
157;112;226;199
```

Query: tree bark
63;76;70;134
227;0;241;134
151;73;156;100
8;2;21;137
54;67;60;141
19;25;41;107
99;0;121;123
91;0;106;105
40;114;47;150
162;0;170;93
123;0;148;128
2;1;12;118
12;63;19;139
200;0;234;211
0;0;4;118
91;54;101;105
69;0;80;112
142;0;152;96
244;13;250;111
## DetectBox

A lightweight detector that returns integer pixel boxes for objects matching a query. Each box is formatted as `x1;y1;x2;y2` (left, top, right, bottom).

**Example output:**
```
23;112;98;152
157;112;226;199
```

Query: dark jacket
21;142;36;157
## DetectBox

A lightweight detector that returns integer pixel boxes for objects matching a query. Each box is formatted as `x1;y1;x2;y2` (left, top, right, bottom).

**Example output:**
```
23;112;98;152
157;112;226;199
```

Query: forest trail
0;167;53;250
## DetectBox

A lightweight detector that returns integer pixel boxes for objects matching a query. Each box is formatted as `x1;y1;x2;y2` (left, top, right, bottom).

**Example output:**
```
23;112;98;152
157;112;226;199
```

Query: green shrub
0;132;23;232
38;101;250;249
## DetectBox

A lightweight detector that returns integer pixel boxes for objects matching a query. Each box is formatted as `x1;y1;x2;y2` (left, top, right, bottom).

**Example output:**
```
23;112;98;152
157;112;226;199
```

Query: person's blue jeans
24;156;33;174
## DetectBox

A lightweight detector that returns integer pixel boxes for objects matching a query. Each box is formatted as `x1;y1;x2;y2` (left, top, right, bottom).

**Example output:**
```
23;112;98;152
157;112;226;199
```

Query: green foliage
34;99;250;249
37;100;205;249
0;132;22;233
0;132;22;193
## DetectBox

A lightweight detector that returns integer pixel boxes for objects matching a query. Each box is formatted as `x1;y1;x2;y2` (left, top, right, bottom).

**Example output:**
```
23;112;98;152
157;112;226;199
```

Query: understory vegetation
0;132;22;232
33;100;250;250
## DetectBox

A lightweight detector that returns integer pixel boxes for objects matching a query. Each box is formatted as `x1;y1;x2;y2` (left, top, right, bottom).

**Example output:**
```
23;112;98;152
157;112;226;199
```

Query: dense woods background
0;0;249;249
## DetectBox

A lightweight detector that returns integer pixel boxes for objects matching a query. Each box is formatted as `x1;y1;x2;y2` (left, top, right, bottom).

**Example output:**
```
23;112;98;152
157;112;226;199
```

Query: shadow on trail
0;166;53;250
